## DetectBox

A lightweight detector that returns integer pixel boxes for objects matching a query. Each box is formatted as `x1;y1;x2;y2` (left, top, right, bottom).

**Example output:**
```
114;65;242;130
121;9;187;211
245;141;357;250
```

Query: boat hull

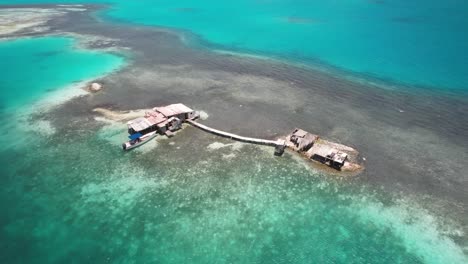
122;131;158;150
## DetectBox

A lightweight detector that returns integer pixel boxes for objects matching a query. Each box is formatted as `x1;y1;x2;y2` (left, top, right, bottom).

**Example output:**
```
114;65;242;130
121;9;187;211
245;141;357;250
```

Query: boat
122;131;158;150
121;104;198;151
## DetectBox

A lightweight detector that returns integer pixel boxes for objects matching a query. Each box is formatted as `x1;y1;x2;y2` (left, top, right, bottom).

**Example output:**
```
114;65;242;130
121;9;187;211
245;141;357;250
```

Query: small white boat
122;104;198;151
122;131;158;150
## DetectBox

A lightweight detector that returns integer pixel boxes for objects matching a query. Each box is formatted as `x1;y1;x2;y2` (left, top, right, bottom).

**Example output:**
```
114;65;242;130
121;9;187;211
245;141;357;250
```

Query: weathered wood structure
285;128;359;171
186;119;286;156
121;104;362;173
309;144;348;169
289;128;318;151
123;103;198;149
127;103;197;137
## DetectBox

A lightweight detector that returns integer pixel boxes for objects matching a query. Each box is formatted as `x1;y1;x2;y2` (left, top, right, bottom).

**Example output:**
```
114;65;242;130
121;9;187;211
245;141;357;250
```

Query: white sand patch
0;34;126;116
93;116;114;124
93;108;147;122
96;118;128;147
213;49;281;63
0;39;126;149
29;81;89;113
206;142;227;150
351;198;468;264
206;141;245;151
198;111;209;120
0;7;86;37
57;4;84;7
230;142;244;151
2;80;92;148
133;138;159;154
222;153;237;159
60;8;87;12
31;120;56;136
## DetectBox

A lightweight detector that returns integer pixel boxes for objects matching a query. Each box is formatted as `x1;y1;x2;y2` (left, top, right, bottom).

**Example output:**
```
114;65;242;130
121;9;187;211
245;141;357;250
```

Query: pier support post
274;144;286;156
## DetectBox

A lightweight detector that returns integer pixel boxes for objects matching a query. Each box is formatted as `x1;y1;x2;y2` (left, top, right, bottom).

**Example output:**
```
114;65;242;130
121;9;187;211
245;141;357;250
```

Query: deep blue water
2;0;468;92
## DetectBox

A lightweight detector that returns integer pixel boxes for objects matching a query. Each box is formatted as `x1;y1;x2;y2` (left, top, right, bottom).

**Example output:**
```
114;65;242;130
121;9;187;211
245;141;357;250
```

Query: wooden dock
186;119;285;147
117;103;362;172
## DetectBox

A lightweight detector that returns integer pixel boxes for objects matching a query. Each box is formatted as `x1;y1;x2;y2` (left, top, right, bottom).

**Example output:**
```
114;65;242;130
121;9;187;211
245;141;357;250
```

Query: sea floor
2;126;466;263
0;4;467;264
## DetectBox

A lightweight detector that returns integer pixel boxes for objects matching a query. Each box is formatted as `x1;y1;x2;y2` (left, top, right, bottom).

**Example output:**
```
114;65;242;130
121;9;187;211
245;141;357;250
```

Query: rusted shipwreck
122;103;362;173
285;128;361;172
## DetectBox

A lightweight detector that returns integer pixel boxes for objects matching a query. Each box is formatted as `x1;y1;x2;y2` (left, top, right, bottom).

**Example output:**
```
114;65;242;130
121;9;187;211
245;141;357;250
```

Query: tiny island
111;103;364;174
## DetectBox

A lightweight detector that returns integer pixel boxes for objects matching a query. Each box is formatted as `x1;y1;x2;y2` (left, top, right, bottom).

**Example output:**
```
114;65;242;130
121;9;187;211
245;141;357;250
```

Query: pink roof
154;103;193;117
293;128;308;137
145;112;167;124
127;117;154;132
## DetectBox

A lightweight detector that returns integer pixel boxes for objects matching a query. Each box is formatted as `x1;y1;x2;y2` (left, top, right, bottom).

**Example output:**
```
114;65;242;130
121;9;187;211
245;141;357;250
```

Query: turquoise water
2;0;468;91
1;125;466;263
0;37;123;111
0;1;467;263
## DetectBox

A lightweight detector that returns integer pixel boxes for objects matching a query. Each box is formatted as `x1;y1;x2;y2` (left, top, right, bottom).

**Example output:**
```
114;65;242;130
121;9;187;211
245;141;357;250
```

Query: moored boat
122;103;198;151
122;115;160;151
122;131;158;150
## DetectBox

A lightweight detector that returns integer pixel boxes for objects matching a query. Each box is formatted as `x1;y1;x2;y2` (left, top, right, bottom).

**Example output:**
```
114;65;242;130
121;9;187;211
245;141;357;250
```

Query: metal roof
332;152;348;164
146;112;167;125
292;128;308;138
312;144;336;158
127;117;155;132
154;103;194;117
311;144;348;163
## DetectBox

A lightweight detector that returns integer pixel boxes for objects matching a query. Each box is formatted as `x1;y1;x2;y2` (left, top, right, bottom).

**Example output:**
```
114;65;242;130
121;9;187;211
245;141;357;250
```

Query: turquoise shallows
1;0;467;91
0;1;466;264
0;37;123;110
1;135;467;264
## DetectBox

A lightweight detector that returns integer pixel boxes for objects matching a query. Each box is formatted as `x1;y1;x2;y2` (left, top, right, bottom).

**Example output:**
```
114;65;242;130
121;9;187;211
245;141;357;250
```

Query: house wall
186;111;197;120
331;161;344;170
311;154;329;164
158;126;167;134
175;113;186;121
138;125;158;135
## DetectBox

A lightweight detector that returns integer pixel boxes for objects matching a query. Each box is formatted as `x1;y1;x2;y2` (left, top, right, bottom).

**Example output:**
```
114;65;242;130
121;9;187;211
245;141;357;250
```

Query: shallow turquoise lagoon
0;1;467;263
0;37;123;110
2;0;468;91
1;127;466;263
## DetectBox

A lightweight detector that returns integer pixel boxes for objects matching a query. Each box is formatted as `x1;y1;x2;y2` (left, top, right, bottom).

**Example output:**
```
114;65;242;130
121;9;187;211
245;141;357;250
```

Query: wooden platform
186;120;285;147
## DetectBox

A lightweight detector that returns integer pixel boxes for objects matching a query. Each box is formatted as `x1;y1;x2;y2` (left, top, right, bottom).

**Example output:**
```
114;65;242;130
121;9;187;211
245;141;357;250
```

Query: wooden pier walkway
186;120;285;147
